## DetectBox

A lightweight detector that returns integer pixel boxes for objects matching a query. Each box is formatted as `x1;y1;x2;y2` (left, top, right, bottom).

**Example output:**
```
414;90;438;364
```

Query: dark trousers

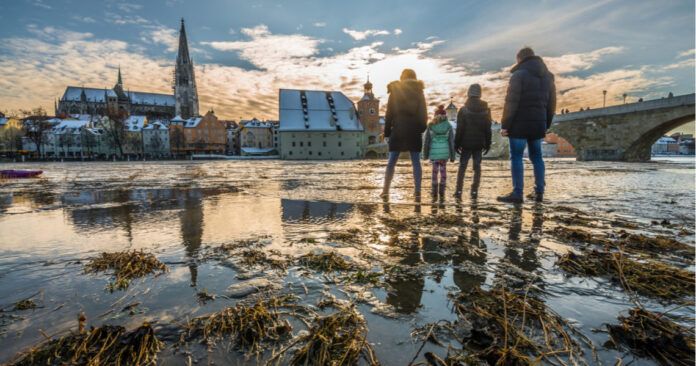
455;149;482;194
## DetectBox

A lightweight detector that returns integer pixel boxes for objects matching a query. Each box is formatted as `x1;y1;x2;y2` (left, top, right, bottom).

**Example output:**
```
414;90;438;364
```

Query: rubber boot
430;184;438;202
438;183;446;203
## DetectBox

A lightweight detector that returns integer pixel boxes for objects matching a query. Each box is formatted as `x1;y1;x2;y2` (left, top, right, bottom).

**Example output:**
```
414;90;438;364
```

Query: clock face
369;108;376;115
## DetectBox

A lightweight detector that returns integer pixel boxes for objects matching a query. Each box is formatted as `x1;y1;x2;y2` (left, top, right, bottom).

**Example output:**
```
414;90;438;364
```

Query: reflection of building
278;89;365;160
281;199;353;223
239;119;277;156
357;78;380;145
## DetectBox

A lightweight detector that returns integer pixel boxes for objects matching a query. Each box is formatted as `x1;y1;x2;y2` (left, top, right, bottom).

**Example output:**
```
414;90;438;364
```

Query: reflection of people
454;84;492;200
504;203;544;273
452;203;487;292
385;236;424;314
498;47;556;204
422;105;455;202
180;190;204;287
381;69;428;201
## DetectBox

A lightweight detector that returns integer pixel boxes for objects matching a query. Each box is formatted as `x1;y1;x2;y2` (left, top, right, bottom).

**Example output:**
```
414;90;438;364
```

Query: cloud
0;25;682;122
105;12;149;25
141;26;179;52
393;28;402;35
29;0;51;9
342;28;391;41
72;16;96;23
115;2;143;13
313;22;327;28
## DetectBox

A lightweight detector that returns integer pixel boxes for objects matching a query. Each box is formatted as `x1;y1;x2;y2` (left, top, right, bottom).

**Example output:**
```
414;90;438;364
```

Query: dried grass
299;251;352;272
84;250;167;292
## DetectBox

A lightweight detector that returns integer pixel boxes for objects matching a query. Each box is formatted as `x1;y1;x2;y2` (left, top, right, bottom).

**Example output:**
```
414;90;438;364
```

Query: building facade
239;118;276;155
356;78;381;145
279;89;365;160
142;121;170;157
170;110;225;155
545;132;576;157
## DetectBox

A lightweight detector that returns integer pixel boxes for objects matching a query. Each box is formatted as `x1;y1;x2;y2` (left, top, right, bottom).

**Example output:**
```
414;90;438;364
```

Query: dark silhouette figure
498;47;556;204
454;83;492;200
381;69;428;200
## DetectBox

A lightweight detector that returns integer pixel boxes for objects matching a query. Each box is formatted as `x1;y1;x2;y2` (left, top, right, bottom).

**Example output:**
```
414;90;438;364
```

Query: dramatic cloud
72;16;96;23
0;24;686;122
342;28;391;41
141;26;179;52
313;22;327;28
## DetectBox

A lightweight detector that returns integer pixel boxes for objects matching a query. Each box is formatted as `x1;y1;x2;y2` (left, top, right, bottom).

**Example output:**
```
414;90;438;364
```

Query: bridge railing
553;93;695;123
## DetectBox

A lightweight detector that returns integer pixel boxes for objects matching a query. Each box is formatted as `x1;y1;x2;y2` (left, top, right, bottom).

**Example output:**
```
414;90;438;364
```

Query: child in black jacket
454;84;492;199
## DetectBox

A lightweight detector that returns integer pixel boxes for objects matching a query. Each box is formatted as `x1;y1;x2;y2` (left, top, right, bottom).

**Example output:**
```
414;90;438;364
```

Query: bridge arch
625;114;694;161
550;94;695;161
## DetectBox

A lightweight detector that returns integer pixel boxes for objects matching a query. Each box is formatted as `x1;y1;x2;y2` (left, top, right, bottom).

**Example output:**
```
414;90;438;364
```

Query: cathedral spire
174;17;199;118
117;65;123;86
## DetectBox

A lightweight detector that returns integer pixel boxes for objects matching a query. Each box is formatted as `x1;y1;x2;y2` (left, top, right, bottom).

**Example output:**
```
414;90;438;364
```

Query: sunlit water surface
0;157;693;365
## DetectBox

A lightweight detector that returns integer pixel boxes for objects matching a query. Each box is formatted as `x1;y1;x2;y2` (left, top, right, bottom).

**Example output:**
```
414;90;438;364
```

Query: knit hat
468;84;482;98
434;105;447;117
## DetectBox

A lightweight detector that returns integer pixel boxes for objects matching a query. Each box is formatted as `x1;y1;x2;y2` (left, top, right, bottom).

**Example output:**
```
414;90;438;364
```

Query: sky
0;0;694;128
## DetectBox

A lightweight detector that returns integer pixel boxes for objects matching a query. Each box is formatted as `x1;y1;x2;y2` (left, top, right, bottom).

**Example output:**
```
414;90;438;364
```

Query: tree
170;126;186;157
21;107;51;157
81;129;98;158
102;109;128;157
58;131;74;157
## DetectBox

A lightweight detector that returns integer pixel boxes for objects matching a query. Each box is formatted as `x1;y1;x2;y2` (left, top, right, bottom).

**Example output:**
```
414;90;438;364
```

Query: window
341;151;344;156
289;151;293;155
292;141;296;147
300;142;303;147
318;152;322;156
309;151;312;155
308;141;312;147
338;141;342;147
323;141;326;147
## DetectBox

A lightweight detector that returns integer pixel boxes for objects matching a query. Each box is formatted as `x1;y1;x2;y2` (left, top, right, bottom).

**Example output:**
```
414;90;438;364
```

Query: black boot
526;191;544;202
438;183;446;202
497;192;523;204
430;184;438;202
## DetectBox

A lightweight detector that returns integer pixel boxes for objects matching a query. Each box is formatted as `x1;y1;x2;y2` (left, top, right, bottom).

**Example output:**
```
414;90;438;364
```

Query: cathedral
56;18;200;120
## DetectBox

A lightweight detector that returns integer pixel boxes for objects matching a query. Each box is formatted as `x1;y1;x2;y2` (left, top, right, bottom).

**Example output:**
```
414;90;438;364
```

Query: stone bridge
550;93;695;161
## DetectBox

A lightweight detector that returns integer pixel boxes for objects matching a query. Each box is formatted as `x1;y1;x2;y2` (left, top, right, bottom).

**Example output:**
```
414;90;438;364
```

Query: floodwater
0;157;693;365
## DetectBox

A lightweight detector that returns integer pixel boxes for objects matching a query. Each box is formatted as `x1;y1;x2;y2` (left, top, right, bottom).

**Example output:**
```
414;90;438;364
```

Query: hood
511;55;549;77
464;97;489;113
429;119;451;133
387;79;425;93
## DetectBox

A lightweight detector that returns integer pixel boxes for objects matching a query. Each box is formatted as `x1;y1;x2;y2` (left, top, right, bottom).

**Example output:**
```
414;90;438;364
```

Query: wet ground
0;157;693;365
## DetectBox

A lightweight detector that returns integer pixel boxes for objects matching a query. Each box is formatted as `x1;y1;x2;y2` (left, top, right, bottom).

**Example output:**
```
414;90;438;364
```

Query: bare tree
21;107;51;157
103;109;128;157
81;129;98;158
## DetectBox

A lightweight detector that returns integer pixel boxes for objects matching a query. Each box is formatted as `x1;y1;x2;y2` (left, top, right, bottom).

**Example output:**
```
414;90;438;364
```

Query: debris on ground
450;287;589;365
282;305;379;365
226;278;281;298
557;250;694;300
10;321;163;366
196;289;215;304
607;307;695;366
13;299;37;311
84;250;167;291
298;251;353;272
616;231;694;259
182;296;294;354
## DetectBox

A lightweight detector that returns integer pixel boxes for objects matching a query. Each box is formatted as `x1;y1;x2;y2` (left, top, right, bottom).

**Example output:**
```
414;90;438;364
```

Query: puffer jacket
423;119;455;161
384;79;428;152
455;97;492;151
501;56;557;140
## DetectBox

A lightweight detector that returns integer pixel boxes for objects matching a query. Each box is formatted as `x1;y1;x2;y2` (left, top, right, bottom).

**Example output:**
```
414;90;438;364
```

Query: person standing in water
422;105;456;202
381;69;428;201
453;84;492;200
498;47;556;203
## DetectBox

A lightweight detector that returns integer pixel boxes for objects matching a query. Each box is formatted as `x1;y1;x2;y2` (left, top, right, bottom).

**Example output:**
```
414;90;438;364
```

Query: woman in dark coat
381;69;428;200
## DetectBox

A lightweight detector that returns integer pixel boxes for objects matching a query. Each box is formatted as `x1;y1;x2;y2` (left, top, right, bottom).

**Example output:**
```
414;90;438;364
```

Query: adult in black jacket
498;47;556;203
381;68;428;200
454;84;492;199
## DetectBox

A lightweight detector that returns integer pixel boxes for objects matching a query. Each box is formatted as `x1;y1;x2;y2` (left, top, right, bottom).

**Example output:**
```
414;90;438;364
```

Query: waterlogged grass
557;250;694;301
84;250;167;292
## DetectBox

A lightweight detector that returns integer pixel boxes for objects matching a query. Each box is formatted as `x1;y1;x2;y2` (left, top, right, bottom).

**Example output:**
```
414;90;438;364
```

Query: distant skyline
0;0;694;125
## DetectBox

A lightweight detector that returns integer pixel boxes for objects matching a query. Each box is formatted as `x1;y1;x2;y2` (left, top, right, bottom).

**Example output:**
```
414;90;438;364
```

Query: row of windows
288;150;348;156
290;132;361;138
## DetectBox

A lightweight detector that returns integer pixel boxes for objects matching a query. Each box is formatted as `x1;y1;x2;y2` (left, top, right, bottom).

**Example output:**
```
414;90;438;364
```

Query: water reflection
504;203;544;273
452;202;487;293
281;199;353;224
180;190;204;287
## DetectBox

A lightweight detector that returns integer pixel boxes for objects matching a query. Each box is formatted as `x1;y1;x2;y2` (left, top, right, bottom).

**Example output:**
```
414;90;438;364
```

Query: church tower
174;18;199;119
357;76;380;144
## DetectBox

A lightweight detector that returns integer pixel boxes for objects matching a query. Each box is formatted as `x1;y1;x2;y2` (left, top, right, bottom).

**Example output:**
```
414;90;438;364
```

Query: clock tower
357;77;381;144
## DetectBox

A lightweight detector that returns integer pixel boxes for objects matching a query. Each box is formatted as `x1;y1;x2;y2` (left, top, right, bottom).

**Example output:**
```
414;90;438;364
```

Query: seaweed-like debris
299;251;352;272
183;296;293;353
238;249;288;270
13;299;37;311
327;228;361;242
288;306;379;366
451;287;588;366
557;250;694;300
552;227;611;246
84;250;167;291
381;213;465;232
607;308;695;366
617;232;694;259
10;322;163;366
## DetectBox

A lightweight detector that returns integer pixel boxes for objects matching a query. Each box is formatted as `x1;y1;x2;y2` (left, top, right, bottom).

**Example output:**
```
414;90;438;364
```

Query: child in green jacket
423;105;456;201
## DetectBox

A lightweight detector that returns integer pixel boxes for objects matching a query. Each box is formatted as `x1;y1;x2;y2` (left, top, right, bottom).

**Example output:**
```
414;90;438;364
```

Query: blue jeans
509;138;545;196
384;151;422;193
